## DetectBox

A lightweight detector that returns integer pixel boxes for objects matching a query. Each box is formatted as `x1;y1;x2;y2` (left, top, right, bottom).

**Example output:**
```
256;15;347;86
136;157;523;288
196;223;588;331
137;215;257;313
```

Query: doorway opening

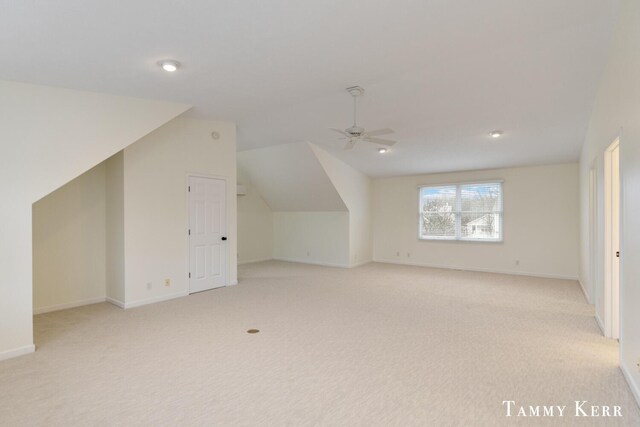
603;137;620;339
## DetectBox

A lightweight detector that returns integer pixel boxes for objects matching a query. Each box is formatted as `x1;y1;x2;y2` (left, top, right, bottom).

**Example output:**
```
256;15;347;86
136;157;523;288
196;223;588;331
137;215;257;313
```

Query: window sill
419;237;503;244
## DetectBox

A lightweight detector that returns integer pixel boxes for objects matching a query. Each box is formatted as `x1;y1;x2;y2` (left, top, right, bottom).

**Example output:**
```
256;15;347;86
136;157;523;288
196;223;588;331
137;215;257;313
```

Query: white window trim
418;181;504;242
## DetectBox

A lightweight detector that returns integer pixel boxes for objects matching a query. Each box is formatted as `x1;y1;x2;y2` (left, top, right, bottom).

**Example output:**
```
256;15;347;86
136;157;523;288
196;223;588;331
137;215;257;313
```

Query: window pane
421;186;457;212
460;183;502;213
461;213;501;240
419;182;503;241
421;213;456;238
420;186;457;238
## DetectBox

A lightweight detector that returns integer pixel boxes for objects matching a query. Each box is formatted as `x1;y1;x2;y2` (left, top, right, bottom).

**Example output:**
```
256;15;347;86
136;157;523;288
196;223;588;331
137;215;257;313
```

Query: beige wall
311;144;373;266
579;0;640;402
373;163;579;279
240;144;371;268
237;179;273;265
273;212;350;267
33;163;107;313
31;115;238;313
123;116;237;306
0;79;188;360
105;152;125;303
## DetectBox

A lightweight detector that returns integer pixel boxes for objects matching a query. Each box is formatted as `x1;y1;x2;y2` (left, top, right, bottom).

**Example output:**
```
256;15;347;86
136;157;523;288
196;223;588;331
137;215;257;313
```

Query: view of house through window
419;182;503;241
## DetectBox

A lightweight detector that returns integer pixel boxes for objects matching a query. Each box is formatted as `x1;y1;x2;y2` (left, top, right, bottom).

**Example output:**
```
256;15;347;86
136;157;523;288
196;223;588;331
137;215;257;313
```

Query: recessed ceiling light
378;148;388;154
158;60;180;72
489;130;503;138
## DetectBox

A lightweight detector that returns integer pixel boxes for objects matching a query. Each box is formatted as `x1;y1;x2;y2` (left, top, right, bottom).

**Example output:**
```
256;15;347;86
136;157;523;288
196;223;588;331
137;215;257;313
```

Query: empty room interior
1;1;640;425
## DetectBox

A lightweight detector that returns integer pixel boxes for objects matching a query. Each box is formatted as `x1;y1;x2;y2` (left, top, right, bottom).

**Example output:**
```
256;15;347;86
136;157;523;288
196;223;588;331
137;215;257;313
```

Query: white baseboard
238;257;272;265
241;257;370;269
372;258;579;281
578;279;592;304
0;344;35;362
229;280;238;286
350;260;373;268
620;361;640;409
595;313;605;334
273;257;350;268
123;291;189;309
106;297;125;309
33;297;106;315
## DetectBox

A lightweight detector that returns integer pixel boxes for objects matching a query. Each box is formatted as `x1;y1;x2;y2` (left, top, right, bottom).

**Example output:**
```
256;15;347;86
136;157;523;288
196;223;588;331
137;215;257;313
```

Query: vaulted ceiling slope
237;143;347;212
1;1;620;176
0;81;190;203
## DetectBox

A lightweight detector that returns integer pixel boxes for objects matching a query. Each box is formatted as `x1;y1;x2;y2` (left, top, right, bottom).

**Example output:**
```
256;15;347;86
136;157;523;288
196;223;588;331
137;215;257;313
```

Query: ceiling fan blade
363;128;394;137
330;128;349;137
344;139;357;150
364;136;396;146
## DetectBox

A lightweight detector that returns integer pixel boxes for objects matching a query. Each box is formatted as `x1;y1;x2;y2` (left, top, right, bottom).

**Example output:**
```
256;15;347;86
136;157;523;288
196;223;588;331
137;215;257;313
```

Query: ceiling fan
331;86;397;150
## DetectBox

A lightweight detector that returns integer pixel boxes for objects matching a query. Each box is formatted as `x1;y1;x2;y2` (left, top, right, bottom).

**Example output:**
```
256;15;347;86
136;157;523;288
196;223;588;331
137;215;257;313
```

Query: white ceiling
1;1;620;177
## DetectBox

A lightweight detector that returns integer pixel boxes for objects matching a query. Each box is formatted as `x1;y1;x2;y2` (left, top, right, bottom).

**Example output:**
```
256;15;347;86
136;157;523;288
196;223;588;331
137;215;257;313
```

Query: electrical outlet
515;260;520;266
146;282;152;290
164;278;171;287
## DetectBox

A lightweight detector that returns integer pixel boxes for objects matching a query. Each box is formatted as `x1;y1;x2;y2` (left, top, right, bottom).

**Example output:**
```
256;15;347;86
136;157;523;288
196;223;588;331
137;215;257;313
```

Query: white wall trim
350;260;373;268
238;257;273;265
578;279;592;304
0;344;35;362
595;313;605;335
372;258;579;281
106;297;125;309
247;257;370;269
33;297;106;315
273;257;350;268
229;280;239;286
620;361;640;409
124;291;189;309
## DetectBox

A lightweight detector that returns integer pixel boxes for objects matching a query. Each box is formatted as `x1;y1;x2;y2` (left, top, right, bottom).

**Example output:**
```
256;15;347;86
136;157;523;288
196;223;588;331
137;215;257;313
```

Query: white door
189;176;227;293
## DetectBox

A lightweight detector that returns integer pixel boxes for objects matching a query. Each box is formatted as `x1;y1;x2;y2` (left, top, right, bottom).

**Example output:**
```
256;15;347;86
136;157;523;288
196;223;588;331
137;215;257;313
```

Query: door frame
603;137;620;339
588;165;596;305
186;173;230;293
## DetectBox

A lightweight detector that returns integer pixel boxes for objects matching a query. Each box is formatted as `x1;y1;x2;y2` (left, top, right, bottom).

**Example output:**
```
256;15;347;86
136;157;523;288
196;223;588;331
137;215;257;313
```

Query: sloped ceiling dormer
237;142;347;212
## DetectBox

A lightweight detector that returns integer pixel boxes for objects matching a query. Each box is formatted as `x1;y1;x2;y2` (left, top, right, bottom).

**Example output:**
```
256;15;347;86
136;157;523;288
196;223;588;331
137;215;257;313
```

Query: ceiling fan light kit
330;86;397;150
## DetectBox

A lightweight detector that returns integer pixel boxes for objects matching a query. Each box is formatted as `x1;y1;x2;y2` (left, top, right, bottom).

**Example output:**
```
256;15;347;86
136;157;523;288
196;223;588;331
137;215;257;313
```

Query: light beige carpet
1;261;638;426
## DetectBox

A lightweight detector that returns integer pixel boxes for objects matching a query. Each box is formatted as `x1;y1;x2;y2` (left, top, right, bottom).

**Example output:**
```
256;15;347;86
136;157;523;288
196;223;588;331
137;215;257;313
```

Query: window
419;181;503;241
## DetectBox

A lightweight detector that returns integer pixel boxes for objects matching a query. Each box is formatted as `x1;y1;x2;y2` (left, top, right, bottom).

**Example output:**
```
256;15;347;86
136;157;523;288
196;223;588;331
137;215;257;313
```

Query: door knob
221;237;227;241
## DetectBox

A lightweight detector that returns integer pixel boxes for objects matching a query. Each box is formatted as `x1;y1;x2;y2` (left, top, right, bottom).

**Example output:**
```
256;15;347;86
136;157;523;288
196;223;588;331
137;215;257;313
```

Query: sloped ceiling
0;0;620;177
237;142;347;212
0;80;191;203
